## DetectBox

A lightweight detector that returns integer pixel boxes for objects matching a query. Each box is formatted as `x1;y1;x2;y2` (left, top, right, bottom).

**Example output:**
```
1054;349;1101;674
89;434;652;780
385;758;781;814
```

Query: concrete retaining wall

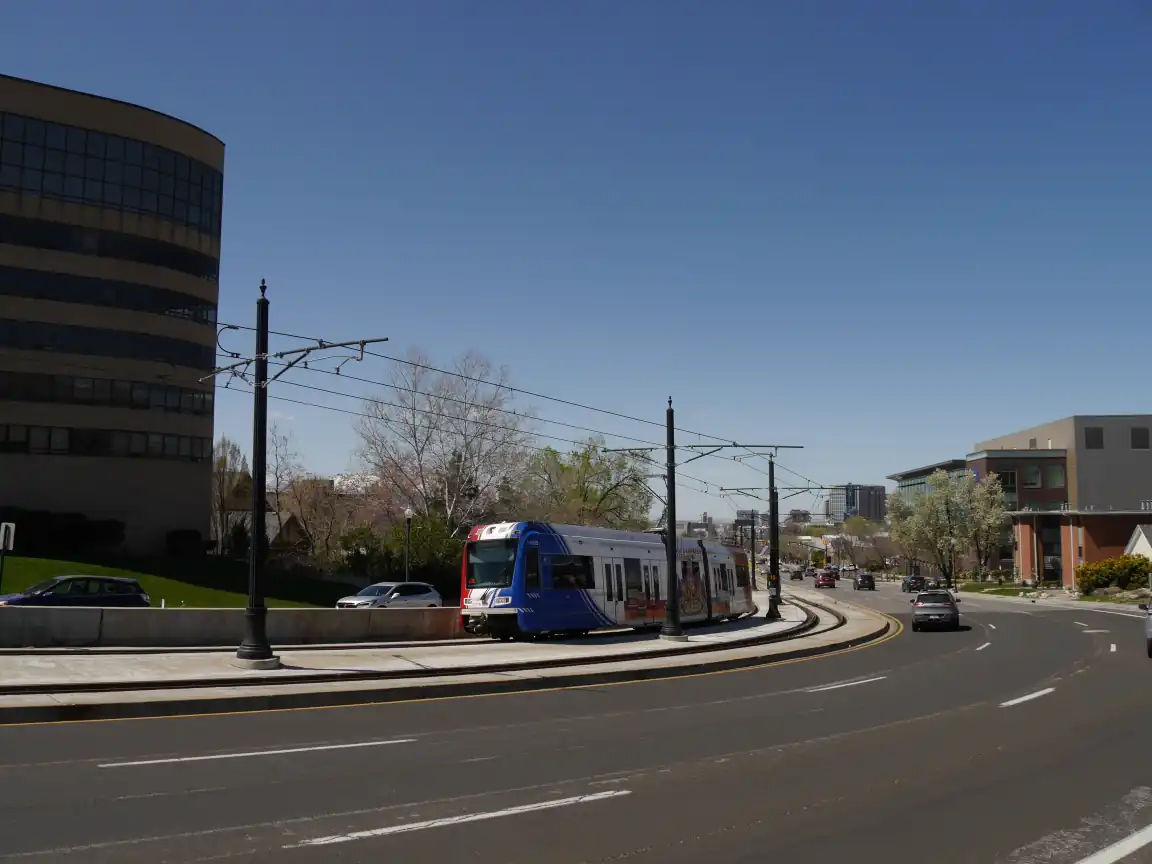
0;607;464;648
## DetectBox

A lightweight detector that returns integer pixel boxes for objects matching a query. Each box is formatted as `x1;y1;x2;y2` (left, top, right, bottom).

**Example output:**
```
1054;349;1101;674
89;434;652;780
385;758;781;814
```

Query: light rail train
460;522;754;640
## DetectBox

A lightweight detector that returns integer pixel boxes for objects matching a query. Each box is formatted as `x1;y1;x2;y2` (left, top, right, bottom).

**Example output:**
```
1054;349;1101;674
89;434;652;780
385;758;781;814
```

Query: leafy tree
211;437;248;552
966;472;1009;576
512;441;654;529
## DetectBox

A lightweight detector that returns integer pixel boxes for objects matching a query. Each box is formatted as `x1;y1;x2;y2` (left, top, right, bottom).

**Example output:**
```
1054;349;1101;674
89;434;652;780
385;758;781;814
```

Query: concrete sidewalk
0;593;895;724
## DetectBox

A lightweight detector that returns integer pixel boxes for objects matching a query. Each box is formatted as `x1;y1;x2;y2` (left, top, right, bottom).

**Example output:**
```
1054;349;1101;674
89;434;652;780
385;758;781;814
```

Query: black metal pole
405;516;412;581
661;398;684;640
236;281;278;666
749;512;757;590
769;454;782;618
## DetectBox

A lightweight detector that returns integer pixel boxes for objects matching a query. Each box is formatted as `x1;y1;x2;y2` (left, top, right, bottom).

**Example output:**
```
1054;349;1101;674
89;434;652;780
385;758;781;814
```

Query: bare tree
211;437;248;553
268;422;300;541
355;350;534;537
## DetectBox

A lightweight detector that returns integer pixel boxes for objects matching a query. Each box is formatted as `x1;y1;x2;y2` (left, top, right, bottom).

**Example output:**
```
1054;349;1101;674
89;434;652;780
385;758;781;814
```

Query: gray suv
910;590;960;631
336;581;442;609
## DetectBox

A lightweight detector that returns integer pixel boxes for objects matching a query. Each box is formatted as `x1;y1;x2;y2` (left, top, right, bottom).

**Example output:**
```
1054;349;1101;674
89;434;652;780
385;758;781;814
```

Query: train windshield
467;540;518;589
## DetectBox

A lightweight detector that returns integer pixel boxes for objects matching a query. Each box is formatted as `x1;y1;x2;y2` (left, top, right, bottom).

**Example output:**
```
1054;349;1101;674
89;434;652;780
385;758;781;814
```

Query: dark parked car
853;572;876;591
0;575;151;607
901;575;926;593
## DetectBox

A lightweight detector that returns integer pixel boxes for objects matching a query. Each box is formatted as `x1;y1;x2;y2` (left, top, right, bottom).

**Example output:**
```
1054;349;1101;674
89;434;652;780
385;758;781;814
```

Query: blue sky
5;1;1150;521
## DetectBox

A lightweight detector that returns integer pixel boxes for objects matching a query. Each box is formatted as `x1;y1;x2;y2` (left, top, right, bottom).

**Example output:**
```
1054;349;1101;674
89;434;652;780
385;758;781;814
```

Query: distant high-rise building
825;484;887;523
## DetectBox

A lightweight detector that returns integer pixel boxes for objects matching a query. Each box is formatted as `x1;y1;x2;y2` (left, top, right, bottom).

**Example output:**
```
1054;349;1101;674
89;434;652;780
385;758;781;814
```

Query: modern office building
888;416;1152;586
0;75;223;552
824;483;887;523
972;415;1152;587
887;459;970;498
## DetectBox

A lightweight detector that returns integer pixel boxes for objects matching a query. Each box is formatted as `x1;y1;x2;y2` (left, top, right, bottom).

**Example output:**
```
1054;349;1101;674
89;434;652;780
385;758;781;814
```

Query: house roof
1125;525;1152;556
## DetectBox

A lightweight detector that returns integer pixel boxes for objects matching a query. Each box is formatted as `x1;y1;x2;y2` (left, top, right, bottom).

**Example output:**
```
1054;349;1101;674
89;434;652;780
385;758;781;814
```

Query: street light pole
661;398;685;641
769;453;782;619
404;507;414;582
234;281;280;670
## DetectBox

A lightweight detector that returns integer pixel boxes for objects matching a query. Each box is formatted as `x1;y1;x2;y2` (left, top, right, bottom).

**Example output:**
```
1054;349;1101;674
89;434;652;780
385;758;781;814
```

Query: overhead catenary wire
213;386;725;502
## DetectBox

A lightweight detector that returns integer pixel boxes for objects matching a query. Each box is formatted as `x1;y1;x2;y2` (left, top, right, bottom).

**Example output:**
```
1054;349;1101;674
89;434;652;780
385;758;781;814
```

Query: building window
0;111;222;237
0;318;214;371
0;265;217;325
0;214;219;282
0;423;211;462
1085;427;1104;450
999;470;1017;492
1132;427;1150;450
1045;465;1065;489
1028;438;1037;449
1022;465;1042;489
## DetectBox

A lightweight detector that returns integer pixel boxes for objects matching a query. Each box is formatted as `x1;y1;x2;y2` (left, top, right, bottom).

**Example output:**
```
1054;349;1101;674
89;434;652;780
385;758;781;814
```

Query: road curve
0;584;1149;863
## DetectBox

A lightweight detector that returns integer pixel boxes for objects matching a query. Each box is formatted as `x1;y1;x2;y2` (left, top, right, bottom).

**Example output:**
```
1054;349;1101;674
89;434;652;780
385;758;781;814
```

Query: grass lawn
0;556;338;608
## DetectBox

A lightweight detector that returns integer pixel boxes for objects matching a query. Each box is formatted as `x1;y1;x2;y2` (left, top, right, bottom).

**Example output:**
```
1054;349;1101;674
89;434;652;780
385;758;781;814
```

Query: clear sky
5;1;1150;521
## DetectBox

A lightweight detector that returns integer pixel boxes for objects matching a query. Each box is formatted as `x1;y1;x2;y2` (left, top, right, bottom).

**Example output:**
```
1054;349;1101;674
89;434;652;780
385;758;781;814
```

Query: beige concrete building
0;74;223;553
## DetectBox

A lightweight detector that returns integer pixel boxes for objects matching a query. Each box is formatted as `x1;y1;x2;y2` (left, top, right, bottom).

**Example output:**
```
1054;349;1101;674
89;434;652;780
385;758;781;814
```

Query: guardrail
0;606;465;648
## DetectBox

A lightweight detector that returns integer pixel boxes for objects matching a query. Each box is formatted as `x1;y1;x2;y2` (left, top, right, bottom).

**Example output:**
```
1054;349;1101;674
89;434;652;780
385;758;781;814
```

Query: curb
0;600;894;725
0;604;816;697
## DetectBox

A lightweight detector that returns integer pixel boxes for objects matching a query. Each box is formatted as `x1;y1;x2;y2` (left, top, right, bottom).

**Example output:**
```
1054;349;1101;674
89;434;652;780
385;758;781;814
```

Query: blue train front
460;522;754;640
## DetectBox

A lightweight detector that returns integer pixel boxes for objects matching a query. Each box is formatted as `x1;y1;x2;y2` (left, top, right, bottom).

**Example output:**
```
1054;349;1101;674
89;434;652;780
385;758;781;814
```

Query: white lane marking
988;623;997;630
1083;629;1110;634
462;756;497;764
98;739;416;768
1110;644;1117;653
976;642;991;651
1007;786;1152;863
283;790;632;847
806;676;886;693
1073;822;1152;863
1000;688;1055;708
1074;621;1089;627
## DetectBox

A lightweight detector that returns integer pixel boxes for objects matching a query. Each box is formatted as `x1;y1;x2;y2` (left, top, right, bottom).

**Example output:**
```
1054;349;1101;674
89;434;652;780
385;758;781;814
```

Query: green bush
1075;555;1152;595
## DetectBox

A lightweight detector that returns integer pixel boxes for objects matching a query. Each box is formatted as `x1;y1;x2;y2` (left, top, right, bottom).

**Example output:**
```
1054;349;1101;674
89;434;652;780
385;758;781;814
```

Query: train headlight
494;596;512;606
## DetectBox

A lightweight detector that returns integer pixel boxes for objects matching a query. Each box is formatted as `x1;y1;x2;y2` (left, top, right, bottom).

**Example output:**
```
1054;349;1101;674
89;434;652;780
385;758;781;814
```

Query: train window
623;559;643;599
615;564;623;601
467;540;518;589
549;555;594;590
652;566;661;602
524;547;540;591
735;562;750;588
642;566;651;601
605;563;613;601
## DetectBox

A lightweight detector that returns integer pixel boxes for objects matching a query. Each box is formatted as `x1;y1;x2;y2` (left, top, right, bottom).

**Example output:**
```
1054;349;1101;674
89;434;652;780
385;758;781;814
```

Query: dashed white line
1110;643;1117;653
98;739;416;768
806;676;886;693
976;642;991;651
1073;822;1152;863
283;790;632;847
1083;629;1110;634
988;623;997;630
1000;688;1056;708
1074;621;1089;627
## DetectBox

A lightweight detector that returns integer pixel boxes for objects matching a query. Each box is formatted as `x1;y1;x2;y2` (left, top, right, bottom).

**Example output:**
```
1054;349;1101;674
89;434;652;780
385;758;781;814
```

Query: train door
648;560;664;625
640;561;658;624
599;557;623;626
713;560;732;618
698;541;713;621
622;558;645;625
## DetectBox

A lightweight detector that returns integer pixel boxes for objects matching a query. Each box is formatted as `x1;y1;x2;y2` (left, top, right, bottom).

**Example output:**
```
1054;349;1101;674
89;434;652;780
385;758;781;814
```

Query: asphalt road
1;582;1150;863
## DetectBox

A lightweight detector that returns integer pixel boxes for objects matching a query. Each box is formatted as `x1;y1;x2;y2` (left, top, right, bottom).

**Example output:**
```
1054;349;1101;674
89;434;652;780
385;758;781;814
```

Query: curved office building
0;75;222;552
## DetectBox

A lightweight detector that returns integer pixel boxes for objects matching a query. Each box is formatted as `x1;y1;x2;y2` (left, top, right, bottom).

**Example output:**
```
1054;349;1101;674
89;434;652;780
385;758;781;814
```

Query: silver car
910;590;961;631
335;581;442;609
1141;603;1152;658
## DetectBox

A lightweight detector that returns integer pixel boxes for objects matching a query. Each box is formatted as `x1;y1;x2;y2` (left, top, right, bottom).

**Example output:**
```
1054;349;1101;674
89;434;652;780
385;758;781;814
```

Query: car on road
336;581;443;609
901;575;926;593
815;571;837;589
1141;602;1152;658
0;575;151;607
790;567;804;581
910;590;961;631
853;572;876;591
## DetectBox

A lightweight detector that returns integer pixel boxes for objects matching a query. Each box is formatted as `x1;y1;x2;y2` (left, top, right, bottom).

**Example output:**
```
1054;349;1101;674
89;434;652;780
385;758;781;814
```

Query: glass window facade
0;112;222;237
0;318;214;370
0;213;218;282
0;265;216;325
0;370;213;415
0;422;210;461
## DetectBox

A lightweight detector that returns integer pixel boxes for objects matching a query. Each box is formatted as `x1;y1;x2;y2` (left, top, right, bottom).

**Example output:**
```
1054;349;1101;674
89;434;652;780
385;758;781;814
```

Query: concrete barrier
0;606;464;648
